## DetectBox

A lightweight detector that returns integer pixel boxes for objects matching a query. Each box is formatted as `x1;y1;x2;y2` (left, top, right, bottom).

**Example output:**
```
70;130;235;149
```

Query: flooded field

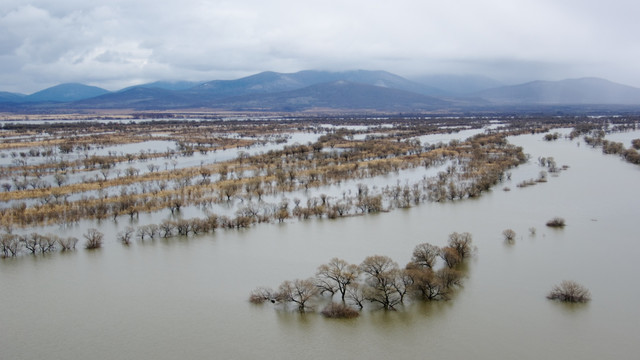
1;117;639;359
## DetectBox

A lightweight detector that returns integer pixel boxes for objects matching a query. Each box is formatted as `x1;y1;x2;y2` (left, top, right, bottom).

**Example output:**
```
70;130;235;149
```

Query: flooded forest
1;114;639;360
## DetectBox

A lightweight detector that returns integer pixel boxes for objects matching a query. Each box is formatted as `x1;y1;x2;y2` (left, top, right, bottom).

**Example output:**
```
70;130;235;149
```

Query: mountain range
2;70;640;113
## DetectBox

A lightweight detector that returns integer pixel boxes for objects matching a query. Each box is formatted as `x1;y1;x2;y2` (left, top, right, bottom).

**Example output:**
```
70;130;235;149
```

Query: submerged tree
276;279;319;312
406;266;446;301
1;233;22;257
83;228;104;249
502;229;516;242
546;217;566;227
359;255;404;310
439;246;461;268
411;243;440;269
117;226;135;245
315;258;359;301
547;280;591;303
249;287;275;304
447;232;474;259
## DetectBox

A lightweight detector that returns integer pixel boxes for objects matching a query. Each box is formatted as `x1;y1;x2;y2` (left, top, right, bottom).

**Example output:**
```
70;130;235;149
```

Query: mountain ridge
206;80;451;111
475;77;640;105
25;83;111;102
2;71;640;112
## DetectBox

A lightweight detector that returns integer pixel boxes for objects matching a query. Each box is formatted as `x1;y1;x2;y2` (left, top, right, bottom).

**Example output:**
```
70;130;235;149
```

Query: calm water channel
1;130;639;359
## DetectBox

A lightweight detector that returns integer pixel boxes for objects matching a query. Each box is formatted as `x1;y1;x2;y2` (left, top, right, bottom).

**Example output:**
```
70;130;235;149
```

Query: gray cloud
1;0;639;93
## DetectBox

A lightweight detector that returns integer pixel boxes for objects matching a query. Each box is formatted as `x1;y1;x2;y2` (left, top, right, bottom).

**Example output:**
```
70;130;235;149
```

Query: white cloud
1;0;640;93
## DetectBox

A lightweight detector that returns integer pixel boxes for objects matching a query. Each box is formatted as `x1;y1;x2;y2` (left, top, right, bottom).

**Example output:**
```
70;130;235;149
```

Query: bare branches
83;228;104;249
360;256;403;310
252;228;475;315
276;279;319;312
411;243;440;269
547;280;591;303
249;287;275;304
502;229;516;242
546;217;566;227
447;232;474;259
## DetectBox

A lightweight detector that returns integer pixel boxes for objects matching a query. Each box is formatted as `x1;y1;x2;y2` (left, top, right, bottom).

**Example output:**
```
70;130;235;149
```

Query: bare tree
83;228;104;249
411;243;440;269
360;255;403;310
221;182;239;201
58;236;79;251
117;226;135;245
435;268;463;289
439;247;461;268
406;267;447;301
249;287;275;304
547;280;591;303
37;235;57;254
276;279;319;312
345;282;366;309
314;276;337;297
447;232;474;259
1;233;22;257
23;233;41;254
315;258;359;301
53;173;67;187
502;229;516;242
159;221;176;238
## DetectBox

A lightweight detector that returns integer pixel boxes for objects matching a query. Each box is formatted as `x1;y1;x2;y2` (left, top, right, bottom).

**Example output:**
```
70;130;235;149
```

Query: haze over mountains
2;70;640;113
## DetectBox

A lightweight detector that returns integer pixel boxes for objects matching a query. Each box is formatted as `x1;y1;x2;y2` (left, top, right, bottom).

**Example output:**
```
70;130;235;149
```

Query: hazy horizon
1;0;639;93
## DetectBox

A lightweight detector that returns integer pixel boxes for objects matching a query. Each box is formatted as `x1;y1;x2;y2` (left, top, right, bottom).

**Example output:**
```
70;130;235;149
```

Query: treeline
250;232;475;315
1;231;79;257
583;132;640;165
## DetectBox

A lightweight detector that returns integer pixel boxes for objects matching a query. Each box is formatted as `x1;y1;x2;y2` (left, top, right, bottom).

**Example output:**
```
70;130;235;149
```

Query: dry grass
0;120;529;227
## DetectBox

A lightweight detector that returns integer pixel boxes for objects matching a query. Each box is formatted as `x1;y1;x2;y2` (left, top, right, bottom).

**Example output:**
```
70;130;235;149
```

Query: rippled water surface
1;130;639;359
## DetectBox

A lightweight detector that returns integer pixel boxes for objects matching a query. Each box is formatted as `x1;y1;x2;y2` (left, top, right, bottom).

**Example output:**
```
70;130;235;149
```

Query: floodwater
1;130;640;359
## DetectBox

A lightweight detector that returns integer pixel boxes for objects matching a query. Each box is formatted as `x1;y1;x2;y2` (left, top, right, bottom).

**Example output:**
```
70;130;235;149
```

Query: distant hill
3;71;640;113
74;87;192;110
475;78;640;105
208;80;451;111
190;71;306;98
0;91;26;103
122;80;204;92
412;74;504;95
191;70;442;98
26;83;110;102
72;70;449;110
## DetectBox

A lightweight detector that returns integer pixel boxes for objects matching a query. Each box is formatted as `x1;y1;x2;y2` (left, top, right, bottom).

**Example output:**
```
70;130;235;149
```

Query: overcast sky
1;0;639;93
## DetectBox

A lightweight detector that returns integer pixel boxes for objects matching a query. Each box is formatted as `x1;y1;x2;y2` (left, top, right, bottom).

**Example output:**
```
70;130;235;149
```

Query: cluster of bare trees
0;230;79;257
0;118;529;229
0;227;112;257
250;232;475;315
516;156;569;189
1;117;578;263
117;215;220;245
543;132;561;141
583;129;640;165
